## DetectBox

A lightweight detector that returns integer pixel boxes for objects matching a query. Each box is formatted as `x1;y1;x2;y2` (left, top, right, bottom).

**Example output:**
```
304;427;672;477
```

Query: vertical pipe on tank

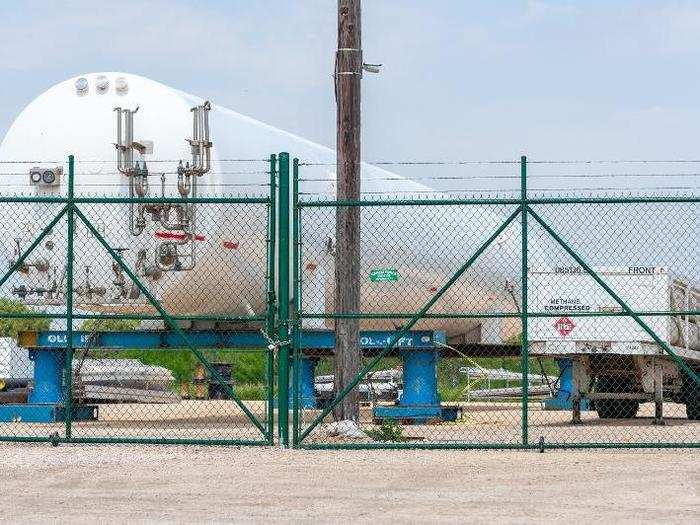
520;155;529;446
115;109;123;171
199;106;205;170
192;105;199;168
192;105;197;143
125;111;133;170
203;103;211;171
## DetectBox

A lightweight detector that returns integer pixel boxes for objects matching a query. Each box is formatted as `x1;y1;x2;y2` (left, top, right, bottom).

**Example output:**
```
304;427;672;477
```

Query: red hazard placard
554;317;576;336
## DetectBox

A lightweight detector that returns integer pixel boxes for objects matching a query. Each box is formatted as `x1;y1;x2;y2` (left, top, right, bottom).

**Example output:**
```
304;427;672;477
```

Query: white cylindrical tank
0;73;523;340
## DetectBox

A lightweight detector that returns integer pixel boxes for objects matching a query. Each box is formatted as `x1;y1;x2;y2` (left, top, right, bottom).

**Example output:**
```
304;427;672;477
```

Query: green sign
369;268;399;282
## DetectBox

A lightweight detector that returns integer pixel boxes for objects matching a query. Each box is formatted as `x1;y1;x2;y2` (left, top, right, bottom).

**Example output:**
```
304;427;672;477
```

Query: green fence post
266;154;277;443
520;155;529;446
277;152;291;447
292;157;301;447
64;155;75;440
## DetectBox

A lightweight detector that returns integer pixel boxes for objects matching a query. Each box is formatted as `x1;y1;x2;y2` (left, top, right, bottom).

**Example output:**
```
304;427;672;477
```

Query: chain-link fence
1;153;698;449
0;156;276;445
292;157;700;449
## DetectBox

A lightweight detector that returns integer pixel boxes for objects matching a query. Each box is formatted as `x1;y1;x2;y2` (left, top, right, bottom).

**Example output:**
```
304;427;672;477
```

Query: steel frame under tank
6;328;484;425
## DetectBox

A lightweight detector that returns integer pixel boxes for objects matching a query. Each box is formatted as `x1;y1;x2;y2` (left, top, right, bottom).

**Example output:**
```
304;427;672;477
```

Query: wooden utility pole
334;0;362;422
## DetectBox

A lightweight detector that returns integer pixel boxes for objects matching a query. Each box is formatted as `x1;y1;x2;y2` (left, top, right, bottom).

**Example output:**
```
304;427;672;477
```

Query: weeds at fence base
365;420;408;442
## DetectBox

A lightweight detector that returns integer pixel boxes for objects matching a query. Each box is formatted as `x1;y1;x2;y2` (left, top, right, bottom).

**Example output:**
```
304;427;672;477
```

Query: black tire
595;376;639;419
682;371;700;421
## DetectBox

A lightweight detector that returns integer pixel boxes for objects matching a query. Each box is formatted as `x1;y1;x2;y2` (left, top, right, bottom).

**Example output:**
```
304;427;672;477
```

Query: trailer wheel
682;371;700;421
595;377;639;419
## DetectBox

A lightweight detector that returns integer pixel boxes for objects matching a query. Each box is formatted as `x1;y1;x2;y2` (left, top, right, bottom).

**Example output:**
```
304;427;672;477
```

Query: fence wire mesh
292;158;699;449
0;156;275;445
1;154;698;449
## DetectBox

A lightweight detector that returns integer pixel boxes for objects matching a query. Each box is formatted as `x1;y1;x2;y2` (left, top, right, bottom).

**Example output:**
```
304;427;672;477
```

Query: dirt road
1;444;697;524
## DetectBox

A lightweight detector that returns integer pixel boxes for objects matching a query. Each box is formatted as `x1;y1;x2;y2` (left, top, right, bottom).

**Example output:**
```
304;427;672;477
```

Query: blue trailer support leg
28;349;66;404
292;356;317;409
373;349;460;423
0;348;98;423
401;349;441;406
543;359;590;411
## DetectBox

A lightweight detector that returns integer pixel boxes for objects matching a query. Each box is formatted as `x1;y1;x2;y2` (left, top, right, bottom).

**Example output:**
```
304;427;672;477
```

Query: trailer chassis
530;340;700;425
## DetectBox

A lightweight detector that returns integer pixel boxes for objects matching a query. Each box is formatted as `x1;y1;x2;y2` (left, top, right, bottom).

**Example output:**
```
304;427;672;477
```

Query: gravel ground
1;444;697;524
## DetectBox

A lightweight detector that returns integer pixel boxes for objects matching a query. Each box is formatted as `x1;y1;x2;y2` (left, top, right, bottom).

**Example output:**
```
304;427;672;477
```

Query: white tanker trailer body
0;73;523;341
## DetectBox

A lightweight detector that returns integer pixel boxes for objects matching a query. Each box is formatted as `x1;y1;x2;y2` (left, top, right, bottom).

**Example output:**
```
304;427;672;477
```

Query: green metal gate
0;154;279;445
290;156;700;449
1;152;698;448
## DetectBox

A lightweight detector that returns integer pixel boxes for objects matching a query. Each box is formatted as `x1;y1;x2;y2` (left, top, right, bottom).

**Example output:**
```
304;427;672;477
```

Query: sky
1;0;699;197
0;3;696;279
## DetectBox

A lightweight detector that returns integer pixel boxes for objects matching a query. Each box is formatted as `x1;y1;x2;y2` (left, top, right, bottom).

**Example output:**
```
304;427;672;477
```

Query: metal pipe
128;164;146;236
134;170;148;197
177;171;191;197
115;106;139;175
198;106;204;170
203;103;211;173
125;111;132;170
0;206;68;289
114;108;123;172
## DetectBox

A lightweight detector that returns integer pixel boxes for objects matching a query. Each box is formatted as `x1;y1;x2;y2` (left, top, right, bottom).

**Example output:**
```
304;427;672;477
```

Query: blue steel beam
19;329;446;352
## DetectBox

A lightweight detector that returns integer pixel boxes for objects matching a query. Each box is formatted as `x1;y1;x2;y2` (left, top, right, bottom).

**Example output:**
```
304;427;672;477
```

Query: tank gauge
42;170;56;184
29;167;62;186
115;76;129;95
75;77;89;96
95;75;109;94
